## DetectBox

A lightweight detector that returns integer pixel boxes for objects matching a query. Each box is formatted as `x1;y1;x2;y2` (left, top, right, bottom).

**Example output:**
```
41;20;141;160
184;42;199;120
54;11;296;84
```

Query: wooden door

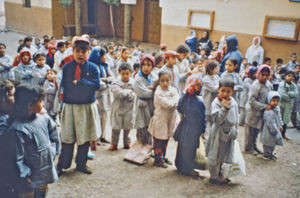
143;0;161;44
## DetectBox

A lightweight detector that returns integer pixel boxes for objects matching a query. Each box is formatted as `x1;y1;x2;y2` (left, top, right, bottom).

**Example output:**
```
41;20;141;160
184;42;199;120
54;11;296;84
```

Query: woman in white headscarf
245;36;264;65
185;30;197;53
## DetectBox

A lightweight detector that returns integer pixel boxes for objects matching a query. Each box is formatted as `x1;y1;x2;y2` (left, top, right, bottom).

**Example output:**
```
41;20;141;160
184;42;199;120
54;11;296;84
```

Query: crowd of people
0;31;299;197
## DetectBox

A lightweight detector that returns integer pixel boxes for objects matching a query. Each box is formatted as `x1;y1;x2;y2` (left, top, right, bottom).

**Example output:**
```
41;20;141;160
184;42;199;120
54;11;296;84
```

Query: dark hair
154;53;164;66
133;63;140;71
284;70;296;78
205;60;219;75
47;69;57;76
227;57;238;66
252;61;258;67
121;47;128;54
264;57;271;63
13;84;44;120
73;41;89;52
295;64;300;68
99;47;106;58
33;52;46;61
19;39;23;42
43;35;49;39
0;79;14;102
57;41;65;48
176;43;190;54
129;45;134;49
50;36;56;40
158;70;171;79
119;63;132;72
44;38;50;43
108;45;114;50
0;43;6;48
136;43;141;47
24;36;32;43
276;58;283;64
279;67;287;75
261;67;271;74
219;77;235;89
291;52;297;57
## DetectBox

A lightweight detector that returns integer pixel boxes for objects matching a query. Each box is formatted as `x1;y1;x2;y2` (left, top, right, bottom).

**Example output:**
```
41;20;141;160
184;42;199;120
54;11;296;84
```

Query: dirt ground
46;124;300;198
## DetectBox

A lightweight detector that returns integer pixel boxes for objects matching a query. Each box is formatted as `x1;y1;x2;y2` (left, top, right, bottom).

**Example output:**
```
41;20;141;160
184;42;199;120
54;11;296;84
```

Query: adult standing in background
197;31;213;55
219;35;243;73
245;36;264;65
185;30;197;53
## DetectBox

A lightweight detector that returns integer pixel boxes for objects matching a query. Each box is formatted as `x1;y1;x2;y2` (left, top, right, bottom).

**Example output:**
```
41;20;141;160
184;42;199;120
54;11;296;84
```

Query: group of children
0;33;299;197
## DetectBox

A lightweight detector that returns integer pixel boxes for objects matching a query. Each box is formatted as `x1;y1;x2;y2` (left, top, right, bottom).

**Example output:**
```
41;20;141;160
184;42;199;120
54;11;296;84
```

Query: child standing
11;84;60;198
133;55;155;145
109;63;135;151
32;52;50;86
174;78;206;176
206;78;239;185
239;67;257;126
291;64;300;129
43;69;58;120
278;70;298;139
148;70;180;168
53;41;66;81
151;52;164;80
117;47;130;72
176;44;191;92
260;91;284;160
190;58;205;80
13;50;35;85
202;60;219;125
221;58;243;103
89;47;114;144
0;43;13;80
244;65;272;154
46;45;56;68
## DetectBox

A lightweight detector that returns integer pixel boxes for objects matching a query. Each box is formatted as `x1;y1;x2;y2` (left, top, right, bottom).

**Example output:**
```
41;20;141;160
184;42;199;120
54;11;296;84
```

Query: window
24;0;31;8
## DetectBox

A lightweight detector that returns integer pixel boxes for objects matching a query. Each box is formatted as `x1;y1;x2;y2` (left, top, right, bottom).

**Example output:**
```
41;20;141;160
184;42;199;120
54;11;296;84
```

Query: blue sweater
62;60;100;104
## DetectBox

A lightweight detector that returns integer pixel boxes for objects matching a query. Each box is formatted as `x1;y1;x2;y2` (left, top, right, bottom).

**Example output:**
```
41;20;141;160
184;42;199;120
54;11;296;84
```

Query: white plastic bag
222;140;246;178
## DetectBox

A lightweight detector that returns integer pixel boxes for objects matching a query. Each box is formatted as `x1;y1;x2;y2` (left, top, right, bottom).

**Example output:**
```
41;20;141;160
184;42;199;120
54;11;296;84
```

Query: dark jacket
220;35;243;73
185;37;197;53
46;54;54;68
62;60;100;104
174;94;206;149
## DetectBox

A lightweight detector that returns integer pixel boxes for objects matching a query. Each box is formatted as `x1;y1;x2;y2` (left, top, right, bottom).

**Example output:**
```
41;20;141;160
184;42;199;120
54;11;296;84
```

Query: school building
4;0;300;62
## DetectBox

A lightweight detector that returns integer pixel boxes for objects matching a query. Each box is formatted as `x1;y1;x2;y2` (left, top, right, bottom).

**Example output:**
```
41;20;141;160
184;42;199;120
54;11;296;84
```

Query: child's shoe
123;144;130;149
88;152;96;160
108;144;118;151
154;161;168;168
76;166;92;174
253;147;263;155
283;135;291;140
164;158;172;165
100;137;110;144
262;155;273;161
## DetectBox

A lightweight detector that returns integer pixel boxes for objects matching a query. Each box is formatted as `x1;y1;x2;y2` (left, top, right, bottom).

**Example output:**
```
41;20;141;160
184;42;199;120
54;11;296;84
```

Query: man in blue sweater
57;37;101;175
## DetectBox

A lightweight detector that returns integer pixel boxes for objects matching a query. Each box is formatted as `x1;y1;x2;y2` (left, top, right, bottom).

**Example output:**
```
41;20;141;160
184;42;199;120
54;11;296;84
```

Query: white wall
160;0;300;35
5;0;51;8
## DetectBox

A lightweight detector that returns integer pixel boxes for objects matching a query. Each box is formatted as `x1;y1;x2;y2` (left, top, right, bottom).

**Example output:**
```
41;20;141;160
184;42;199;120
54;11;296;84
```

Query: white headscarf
251;36;261;48
186;30;196;40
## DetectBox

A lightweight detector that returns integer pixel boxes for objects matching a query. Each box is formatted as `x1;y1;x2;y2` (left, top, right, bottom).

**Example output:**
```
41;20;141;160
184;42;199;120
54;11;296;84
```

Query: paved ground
1;31;300;198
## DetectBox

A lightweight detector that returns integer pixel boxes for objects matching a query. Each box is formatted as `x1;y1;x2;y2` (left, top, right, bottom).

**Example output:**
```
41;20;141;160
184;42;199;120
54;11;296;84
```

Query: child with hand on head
221;57;243;103
174;78;206;176
10;84;60;198
13;50;35;85
43;69;58;120
206;78;239;185
190;58;205;79
32;52;51;86
260;91;284;160
148;70;180;168
239;67;257;126
109;63;135;151
278;70;298;140
244;65;272;155
202;60;220;126
133;55;155;145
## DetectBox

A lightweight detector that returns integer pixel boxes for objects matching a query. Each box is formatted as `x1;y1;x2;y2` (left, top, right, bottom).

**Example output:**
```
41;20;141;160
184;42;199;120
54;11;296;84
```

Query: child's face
47;71;56;81
285;73;294;83
200;50;206;56
51;48;56;54
92;40;98;47
242;59;248;65
19;40;24;45
108;48;114;54
120;69;131;83
277;62;282;66
141;59;153;75
44;42;50;48
137;45;141;50
135;67;139;72
73;47;89;64
166;56;177;66
265;60;271;66
25;41;31;47
0;86;15;114
159;74;171;91
196;60;203;71
270;97;280;108
129;48;134;53
294;66;300;74
218;86;234;100
177;53;188;61
36;56;46;67
0;45;5;56
258;71;270;84
225;60;237;73
291;55;298;62
212;66;219;75
101;54;106;63
122;50;130;61
31;97;44;114
21;53;30;63
35;39;40;45
276;66;281;74
59;46;66;53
